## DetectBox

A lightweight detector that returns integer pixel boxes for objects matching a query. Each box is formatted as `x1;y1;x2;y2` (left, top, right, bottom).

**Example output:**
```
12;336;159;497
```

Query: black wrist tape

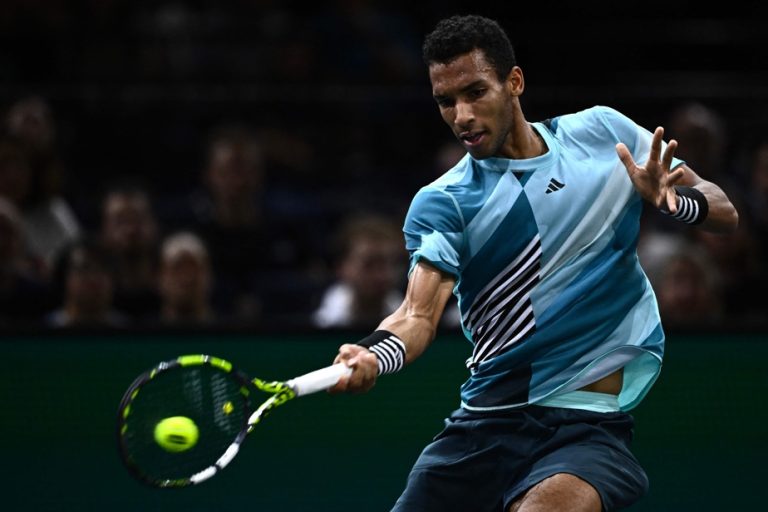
356;330;406;375
667;186;709;225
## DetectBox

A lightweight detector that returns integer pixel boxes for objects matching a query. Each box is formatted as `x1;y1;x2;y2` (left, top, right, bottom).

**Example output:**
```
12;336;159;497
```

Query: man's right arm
330;261;456;394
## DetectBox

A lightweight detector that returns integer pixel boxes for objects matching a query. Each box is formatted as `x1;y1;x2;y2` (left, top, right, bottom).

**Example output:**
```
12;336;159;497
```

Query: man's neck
497;104;547;159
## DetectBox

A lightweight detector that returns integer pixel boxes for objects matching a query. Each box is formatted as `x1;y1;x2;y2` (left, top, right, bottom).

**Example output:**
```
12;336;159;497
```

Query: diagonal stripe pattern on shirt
464;235;542;365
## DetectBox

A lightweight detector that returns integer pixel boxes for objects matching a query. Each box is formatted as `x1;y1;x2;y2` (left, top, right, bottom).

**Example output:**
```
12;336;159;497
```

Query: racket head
116;355;254;488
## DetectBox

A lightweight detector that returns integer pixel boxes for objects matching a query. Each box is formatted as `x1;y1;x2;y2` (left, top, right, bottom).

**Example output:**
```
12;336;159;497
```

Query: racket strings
120;365;249;483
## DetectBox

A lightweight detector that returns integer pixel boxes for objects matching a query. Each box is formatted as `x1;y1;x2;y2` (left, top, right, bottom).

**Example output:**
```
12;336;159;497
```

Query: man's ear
506;66;524;97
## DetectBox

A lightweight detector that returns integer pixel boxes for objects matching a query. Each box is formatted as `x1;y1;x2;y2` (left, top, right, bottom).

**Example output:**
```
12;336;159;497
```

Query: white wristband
357;330;406;375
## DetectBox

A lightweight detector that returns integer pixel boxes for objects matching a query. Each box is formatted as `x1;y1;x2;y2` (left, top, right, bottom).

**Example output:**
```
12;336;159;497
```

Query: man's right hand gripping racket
116;354;351;488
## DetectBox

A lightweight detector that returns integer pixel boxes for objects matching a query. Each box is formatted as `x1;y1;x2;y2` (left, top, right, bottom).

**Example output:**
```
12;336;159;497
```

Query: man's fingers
667;166;685;186
615;143;636;174
649;126;664;163
328;374;350;394
662;163;685;213
666;188;678;214
330;346;377;394
336;344;357;362
330;344;358;393
662;139;677;171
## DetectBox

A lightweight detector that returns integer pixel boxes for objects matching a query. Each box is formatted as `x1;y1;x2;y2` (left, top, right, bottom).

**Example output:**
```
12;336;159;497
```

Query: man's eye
436;99;454;108
469;89;486;99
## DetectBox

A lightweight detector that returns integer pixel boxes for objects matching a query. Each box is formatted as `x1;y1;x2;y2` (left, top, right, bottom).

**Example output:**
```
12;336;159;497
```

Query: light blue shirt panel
529;108;682;317
403;185;465;277
528;163;639;317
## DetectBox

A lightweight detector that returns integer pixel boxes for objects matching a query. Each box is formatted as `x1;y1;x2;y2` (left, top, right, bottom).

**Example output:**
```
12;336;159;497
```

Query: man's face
66;249;113;312
340;237;404;301
160;252;211;308
102;194;157;253
207;142;263;202
429;49;517;159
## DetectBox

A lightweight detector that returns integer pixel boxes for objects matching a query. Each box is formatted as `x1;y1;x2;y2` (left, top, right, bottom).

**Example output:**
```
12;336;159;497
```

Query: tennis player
331;15;738;512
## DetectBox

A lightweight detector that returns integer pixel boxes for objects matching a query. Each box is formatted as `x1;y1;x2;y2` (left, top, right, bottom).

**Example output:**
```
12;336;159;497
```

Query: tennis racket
116;354;351;488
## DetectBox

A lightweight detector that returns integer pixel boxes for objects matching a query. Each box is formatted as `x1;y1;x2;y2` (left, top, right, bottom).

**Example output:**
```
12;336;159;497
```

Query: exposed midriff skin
579;368;623;395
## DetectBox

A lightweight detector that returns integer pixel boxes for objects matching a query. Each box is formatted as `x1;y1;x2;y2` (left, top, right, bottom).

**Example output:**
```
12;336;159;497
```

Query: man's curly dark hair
422;15;516;81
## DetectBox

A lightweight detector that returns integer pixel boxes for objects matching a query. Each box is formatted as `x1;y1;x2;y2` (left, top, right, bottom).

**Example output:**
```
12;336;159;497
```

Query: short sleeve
403;187;464;278
596;106;685;170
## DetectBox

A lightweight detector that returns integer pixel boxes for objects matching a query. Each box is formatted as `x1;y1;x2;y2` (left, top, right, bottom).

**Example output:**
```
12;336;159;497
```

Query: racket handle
287;363;353;397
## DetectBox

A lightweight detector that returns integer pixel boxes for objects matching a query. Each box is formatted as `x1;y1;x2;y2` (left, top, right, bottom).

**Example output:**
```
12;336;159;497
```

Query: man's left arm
616;126;739;233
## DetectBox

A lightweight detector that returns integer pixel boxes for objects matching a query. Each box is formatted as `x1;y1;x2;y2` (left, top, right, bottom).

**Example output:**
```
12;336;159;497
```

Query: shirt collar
471;123;558;173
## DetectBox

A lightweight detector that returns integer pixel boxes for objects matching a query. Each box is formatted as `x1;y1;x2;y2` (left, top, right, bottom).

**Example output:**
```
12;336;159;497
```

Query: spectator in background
655;244;723;329
100;182;161;321
667;102;728;184
0;197;50;326
6;96;58;164
0;135;79;276
692;208;768;325
46;238;126;328
188;124;315;324
638;102;761;326
313;214;406;329
157;232;215;326
2;97;80;275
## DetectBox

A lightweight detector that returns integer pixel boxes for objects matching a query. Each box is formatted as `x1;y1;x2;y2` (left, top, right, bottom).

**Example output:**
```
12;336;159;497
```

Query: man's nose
454;101;475;130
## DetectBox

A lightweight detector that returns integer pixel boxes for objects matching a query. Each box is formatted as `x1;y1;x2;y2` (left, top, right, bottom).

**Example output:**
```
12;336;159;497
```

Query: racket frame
117;355;351;488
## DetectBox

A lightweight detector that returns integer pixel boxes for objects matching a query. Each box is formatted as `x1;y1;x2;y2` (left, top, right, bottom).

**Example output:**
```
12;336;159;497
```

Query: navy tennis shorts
391;406;648;512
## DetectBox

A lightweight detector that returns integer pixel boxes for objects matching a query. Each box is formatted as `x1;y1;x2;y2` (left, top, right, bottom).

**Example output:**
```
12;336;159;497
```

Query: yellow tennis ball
154;416;199;453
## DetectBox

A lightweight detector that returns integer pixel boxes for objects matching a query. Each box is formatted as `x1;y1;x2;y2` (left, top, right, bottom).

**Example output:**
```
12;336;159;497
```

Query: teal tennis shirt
404;106;683;412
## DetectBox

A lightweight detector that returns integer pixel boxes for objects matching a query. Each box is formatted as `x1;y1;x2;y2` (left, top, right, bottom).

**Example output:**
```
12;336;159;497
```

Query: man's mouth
460;131;485;146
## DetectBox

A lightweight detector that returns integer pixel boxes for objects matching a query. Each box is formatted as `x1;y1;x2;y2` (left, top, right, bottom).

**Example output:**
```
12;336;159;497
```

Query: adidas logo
545;178;565;194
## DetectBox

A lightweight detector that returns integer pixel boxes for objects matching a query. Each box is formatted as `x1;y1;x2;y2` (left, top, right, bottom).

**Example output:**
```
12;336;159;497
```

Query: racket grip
287;363;353;397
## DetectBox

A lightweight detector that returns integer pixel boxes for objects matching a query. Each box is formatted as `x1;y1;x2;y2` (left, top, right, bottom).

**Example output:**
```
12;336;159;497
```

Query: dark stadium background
1;2;766;510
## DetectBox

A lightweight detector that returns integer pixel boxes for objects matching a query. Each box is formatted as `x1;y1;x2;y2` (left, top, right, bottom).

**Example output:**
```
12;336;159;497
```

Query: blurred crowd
1;94;766;332
1;2;766;331
0;99;411;329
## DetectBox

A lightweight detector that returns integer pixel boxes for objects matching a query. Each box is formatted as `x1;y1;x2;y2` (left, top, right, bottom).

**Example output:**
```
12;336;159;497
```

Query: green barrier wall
1;332;765;511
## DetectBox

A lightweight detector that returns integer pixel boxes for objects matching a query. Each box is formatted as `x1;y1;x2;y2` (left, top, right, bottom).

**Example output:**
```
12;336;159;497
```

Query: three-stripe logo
545;178;565;194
